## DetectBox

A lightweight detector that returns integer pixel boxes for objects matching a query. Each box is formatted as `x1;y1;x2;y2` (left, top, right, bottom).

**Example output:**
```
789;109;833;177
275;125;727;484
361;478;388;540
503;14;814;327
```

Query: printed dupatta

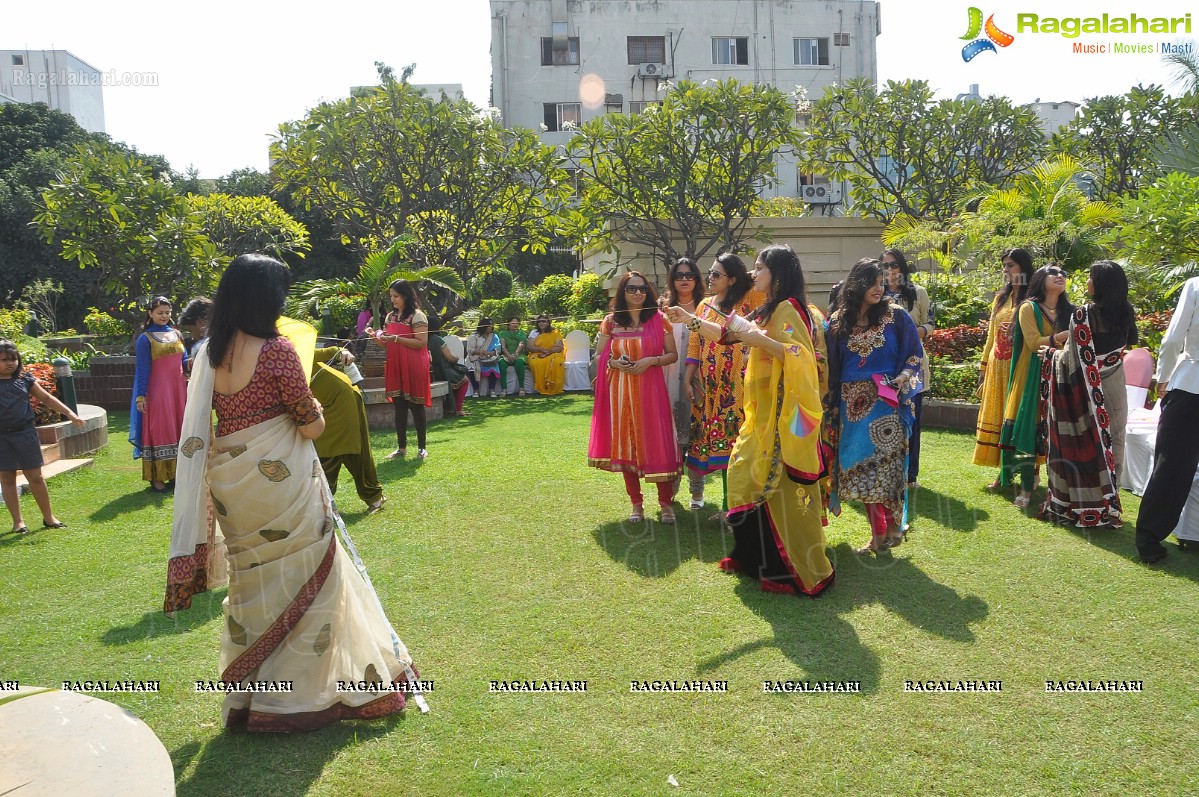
1039;305;1123;527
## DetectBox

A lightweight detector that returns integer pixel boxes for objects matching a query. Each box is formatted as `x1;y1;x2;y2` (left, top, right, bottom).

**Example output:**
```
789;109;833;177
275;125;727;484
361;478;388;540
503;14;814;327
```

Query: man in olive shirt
311;346;385;513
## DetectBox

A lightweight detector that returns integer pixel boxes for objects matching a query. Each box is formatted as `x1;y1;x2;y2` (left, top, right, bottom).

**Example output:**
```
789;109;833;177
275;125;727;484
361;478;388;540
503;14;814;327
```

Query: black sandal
43;520;67;529
13;526;29;535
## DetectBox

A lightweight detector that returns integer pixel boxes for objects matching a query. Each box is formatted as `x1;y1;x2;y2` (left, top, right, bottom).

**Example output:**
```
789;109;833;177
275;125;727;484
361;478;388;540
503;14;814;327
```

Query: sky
5;0;1195;178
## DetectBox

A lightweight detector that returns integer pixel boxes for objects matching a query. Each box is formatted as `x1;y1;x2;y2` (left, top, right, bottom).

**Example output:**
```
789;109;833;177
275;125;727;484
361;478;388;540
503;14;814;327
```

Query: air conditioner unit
636;63;671;78
800;183;842;204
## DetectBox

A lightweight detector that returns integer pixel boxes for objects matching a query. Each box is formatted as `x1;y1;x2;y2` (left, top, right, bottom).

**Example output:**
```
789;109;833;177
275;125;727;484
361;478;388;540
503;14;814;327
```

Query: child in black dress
0;339;84;534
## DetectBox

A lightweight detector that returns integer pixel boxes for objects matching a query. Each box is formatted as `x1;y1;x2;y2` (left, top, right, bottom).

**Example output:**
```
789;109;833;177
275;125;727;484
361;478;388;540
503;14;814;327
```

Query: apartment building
490;0;881;202
0;50;105;133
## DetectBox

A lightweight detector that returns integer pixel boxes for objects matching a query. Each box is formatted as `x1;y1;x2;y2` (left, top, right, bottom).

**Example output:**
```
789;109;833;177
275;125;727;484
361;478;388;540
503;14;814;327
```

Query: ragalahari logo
961;7;1015;61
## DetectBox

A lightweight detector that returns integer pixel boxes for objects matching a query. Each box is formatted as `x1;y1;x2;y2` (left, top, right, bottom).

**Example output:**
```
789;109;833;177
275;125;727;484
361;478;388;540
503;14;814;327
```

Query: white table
1121;406;1199;542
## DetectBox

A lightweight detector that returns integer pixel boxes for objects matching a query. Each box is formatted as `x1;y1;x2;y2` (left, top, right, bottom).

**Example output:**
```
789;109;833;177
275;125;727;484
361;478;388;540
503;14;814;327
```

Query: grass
2;395;1198;796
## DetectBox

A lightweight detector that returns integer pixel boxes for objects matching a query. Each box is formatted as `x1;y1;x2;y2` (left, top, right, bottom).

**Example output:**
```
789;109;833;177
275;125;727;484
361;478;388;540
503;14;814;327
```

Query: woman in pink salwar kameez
588;271;682;523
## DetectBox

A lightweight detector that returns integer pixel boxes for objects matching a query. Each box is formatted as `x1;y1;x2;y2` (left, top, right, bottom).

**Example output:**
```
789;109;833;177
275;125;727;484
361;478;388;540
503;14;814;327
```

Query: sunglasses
1045;268;1066;277
706;270;727;279
624;284;649;294
674;272;698;281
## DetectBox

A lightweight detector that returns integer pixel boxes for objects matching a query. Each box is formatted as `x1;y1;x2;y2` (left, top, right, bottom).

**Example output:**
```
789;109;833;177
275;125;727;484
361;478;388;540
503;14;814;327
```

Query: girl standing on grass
130;296;188;493
0;339;84;534
365;279;431;459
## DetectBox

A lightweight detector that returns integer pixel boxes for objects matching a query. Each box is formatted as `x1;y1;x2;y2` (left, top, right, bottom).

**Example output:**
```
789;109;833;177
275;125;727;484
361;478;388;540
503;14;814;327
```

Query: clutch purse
872;373;899;407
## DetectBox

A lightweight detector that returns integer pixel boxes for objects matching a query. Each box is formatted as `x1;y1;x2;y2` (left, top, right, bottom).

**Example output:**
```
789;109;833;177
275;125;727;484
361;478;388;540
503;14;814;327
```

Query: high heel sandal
628;505;645;523
1013;493;1031;509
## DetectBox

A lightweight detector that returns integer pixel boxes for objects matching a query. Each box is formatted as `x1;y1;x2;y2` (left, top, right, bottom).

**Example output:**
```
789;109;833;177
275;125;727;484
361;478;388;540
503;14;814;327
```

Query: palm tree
1156;49;1199;176
289;236;466;330
885;155;1120;272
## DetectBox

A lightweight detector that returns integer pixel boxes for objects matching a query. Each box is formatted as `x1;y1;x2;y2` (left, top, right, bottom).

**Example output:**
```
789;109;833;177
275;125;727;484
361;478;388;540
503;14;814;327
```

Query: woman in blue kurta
130;297;188;492
827;259;924;554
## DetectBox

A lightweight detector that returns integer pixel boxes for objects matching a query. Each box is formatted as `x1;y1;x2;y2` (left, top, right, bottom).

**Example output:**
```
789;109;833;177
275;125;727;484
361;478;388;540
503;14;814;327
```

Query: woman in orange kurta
587;271;681;523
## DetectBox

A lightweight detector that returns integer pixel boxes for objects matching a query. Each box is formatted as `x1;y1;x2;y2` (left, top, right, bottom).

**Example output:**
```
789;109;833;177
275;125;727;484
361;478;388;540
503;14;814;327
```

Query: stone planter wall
922;399;980;432
73;356;136;411
37;404;108;458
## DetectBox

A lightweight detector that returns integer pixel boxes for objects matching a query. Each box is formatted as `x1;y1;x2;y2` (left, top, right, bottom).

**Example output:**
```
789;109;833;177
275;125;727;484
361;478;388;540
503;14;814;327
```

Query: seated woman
527;315;566;395
428;316;470;417
466;318;502;399
166;253;424;731
497;316;529;397
1039;260;1137;528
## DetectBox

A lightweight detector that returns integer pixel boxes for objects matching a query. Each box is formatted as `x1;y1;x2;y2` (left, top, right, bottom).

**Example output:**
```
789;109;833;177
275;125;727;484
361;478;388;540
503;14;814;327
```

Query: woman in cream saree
167;254;424;732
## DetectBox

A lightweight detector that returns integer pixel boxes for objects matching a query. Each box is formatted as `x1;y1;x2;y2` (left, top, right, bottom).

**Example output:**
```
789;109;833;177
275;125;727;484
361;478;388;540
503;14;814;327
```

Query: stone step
16;458;94;495
40;442;60;466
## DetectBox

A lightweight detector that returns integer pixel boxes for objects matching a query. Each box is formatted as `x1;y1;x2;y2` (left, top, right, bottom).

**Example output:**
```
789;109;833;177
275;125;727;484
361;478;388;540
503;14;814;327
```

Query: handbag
872;373;899;407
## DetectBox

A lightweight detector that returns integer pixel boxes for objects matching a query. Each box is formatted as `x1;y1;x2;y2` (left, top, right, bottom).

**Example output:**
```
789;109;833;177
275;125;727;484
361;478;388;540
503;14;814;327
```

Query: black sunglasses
624;284;649;294
1044;268;1066;276
674;272;698;280
706;270;727;279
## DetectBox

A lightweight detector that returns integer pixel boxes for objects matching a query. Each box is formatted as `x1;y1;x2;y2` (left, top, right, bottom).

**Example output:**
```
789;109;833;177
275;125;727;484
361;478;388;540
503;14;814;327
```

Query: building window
629;101;660;114
541;37;581;66
605;102;623;114
11;54;24;66
833;32;850;47
794;37;830;66
627;36;666;64
543;102;582;132
712;37;749;65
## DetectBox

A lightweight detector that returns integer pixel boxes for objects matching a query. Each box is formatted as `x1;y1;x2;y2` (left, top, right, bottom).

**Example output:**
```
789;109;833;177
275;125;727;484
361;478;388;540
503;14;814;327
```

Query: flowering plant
24;362;61;425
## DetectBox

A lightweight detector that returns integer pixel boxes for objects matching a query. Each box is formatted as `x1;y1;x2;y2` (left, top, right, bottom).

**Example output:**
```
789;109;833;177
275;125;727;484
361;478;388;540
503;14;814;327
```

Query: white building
0;50;105;133
490;0;880;202
1024;98;1081;138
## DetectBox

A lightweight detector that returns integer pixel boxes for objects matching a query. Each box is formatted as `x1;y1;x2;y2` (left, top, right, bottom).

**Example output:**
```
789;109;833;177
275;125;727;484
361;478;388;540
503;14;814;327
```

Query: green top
309;345;362;459
498;329;528;357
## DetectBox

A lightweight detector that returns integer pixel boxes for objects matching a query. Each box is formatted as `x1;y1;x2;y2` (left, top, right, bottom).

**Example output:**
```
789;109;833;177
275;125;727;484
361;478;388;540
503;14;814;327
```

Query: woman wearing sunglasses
661;257;705;506
681;253;762;517
588;271;681;523
999;265;1072;509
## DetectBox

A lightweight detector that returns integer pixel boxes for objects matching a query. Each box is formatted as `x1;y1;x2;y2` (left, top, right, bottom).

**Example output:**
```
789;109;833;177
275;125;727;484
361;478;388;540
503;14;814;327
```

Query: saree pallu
1039;306;1123;527
726;300;834;596
999;303;1050;486
587;313;680;482
208;414;414;730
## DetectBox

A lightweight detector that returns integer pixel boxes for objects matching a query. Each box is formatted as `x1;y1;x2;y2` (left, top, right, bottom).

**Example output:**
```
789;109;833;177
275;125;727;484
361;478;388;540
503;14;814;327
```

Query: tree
885;155;1120;273
568;78;800;269
1051;84;1192;200
1156;51;1199;177
1107;172;1199;292
187;193;310;260
800;78;1047;223
35;142;223;315
271;68;571;282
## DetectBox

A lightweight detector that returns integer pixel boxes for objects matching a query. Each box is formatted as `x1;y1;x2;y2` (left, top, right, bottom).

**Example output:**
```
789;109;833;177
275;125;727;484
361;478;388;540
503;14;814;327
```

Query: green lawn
2;395;1198;796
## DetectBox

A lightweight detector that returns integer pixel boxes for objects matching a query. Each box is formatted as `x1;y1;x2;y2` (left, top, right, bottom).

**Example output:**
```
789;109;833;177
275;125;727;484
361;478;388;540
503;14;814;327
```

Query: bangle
687;316;701;331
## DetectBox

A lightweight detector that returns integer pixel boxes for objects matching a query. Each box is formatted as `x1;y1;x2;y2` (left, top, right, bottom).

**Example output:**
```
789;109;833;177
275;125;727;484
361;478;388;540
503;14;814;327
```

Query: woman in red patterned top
166;254;423;732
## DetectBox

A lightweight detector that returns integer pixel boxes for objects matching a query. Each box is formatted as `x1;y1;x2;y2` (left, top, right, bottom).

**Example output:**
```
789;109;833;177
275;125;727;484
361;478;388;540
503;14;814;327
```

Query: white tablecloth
1121;406;1199;541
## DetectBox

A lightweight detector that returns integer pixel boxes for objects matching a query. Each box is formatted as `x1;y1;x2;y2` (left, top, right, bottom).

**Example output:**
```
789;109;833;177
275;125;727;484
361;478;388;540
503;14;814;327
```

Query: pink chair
1124;347;1155;410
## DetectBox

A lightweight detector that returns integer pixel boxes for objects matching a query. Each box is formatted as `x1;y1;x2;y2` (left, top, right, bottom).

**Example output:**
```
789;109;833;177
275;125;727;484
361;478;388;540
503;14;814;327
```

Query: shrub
925;324;988;361
83;308;132;338
0;308;31;340
528;274;575;317
915;269;1001;328
928;356;980;403
478;297;529;323
321;294;364;336
552;318;600;345
567;273;609;318
1137;310;1173;355
24;362;61;425
469;267;515;303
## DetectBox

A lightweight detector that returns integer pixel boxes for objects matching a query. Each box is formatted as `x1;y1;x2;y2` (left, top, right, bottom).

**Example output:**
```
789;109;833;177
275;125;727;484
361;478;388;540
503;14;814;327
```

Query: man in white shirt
1135;277;1199;563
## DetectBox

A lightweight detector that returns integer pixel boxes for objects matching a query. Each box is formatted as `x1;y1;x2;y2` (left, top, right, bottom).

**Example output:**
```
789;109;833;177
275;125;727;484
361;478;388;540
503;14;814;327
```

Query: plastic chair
1123;347;1154;388
563;330;592;391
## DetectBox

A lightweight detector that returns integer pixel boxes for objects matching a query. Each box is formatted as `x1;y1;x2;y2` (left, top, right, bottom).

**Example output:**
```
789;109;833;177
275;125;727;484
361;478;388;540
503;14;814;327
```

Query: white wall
0;50;106;133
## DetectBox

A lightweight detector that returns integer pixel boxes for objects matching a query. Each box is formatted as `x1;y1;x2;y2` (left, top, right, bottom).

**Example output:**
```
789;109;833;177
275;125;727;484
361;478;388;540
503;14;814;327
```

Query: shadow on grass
173;716;401;797
1051;521;1199;584
694;543;989;694
908;486;990;532
88;488;174;523
102;588;226;645
591;510;727;578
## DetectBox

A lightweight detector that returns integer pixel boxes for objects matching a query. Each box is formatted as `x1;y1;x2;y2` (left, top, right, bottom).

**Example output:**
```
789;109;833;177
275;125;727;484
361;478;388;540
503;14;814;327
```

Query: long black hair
995;247;1034;309
611;271;660;326
881;248;917;311
712;252;752;315
831;258;890;338
1023;265;1074;333
207;254;290;368
750;244;808;324
141;296;172;331
1088;259;1136;336
386;279;421;324
665;257;701;308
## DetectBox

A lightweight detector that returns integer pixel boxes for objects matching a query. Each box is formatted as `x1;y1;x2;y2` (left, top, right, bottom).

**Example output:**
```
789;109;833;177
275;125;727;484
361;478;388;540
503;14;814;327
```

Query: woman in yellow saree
527;315;566;395
167;254;424;732
667;245;834;596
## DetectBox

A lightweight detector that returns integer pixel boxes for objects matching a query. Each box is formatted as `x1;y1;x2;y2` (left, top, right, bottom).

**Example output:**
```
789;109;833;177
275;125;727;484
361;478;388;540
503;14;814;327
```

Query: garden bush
321;294;364;335
469;267;515;303
0;308;31;340
528;274;575;317
1137;310;1173;355
925;324;988;361
928;356;980;402
24;362;61;425
567;273;609;319
478;297;529;323
83;308;133;338
915;269;1001;327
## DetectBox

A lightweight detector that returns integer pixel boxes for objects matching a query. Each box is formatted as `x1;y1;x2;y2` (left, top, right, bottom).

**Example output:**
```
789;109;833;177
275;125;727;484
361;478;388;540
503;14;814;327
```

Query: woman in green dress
498;316;528;397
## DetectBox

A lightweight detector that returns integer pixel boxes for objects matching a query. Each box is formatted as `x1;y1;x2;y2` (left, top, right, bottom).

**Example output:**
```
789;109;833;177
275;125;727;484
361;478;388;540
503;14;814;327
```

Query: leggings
866;504;896;539
622;472;673;507
393;399;427;450
453;382;468;414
